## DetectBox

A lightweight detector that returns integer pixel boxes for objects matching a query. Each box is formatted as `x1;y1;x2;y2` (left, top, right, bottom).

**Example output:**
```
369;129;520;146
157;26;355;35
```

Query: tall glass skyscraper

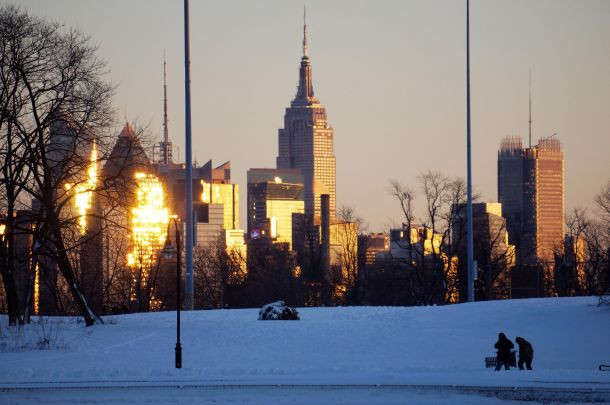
498;136;564;265
276;16;336;222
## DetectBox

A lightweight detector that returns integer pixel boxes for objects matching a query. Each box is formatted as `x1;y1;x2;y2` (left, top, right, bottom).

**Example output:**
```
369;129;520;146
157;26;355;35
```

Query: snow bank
0;297;608;388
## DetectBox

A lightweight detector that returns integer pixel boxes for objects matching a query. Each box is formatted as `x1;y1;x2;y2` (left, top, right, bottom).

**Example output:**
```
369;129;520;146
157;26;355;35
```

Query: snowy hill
1;297;609;389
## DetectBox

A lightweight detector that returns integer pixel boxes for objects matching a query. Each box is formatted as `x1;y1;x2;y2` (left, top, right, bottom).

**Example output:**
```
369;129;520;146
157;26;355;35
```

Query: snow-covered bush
258;301;300;320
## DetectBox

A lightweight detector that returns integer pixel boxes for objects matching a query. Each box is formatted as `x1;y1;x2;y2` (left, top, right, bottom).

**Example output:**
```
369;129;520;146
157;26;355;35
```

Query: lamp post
163;218;182;368
466;0;475;303
183;0;194;311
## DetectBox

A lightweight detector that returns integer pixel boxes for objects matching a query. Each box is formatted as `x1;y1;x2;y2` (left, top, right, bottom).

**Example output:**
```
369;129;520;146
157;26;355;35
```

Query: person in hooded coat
494;332;514;371
515;336;534;370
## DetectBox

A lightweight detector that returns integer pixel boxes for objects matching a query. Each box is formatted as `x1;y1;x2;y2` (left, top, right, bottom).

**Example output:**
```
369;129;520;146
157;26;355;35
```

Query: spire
293;7;318;107
119;122;136;138
303;5;308;57
160;51;173;164
528;69;532;148
163;50;168;145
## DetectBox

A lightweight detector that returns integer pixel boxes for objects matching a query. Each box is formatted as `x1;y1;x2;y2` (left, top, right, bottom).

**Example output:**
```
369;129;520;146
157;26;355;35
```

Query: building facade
497;136;524;245
247;169;305;250
276;18;336;221
362;233;389;265
498;136;564;266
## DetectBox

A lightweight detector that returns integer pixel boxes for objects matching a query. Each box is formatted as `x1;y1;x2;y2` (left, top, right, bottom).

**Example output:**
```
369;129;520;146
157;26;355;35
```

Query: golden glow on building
34;263;40;315
330;222;359;291
127;172;169;285
200;180;239;230
223;229;247;278
266;200;304;249
65;144;98;234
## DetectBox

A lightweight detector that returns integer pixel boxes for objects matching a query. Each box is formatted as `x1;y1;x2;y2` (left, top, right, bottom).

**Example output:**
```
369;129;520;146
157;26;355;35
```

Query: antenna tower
528;69;532;148
160;51;173;164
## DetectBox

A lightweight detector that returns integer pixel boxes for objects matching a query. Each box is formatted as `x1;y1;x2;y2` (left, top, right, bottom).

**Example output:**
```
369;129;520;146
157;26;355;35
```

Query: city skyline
17;0;610;232
1;4;609;399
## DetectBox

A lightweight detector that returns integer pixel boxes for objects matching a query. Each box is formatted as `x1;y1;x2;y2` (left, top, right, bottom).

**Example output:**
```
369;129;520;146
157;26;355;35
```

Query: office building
498;136;564;265
247;168;305;250
362;233;390;265
276;16;336;221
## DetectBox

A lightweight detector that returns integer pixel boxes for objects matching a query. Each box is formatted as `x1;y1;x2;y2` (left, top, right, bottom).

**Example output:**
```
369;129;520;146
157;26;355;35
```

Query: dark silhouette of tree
0;6;114;326
332;205;364;305
386;172;470;305
246;237;302;308
193;239;247;309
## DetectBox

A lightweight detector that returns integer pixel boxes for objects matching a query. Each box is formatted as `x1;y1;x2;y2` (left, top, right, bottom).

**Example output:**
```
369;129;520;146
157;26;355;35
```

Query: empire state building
276;15;336;221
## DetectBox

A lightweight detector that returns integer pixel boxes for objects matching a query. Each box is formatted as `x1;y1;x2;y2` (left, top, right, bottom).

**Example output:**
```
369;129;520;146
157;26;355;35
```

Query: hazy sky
16;0;610;232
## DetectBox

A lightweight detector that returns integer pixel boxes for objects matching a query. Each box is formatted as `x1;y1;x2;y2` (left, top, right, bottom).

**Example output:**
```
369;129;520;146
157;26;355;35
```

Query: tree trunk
51;222;98;326
0;238;22;326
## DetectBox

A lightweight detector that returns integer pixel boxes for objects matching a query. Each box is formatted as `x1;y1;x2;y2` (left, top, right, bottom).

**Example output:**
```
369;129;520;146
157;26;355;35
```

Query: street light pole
183;0;194;310
174;220;182;368
164;218;182;369
466;0;475;303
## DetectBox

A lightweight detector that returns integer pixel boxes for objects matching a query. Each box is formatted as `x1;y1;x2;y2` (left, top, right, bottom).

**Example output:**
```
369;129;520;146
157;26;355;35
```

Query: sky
15;0;610;232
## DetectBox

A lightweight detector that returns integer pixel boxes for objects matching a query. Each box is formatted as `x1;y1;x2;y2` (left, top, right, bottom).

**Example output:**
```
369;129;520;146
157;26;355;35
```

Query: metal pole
175;221;182;368
183;0;194;310
466;0;475;302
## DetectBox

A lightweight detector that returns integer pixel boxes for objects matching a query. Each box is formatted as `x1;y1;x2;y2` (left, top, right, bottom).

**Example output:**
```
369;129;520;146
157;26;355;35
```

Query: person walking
515;336;534;370
494;333;514;371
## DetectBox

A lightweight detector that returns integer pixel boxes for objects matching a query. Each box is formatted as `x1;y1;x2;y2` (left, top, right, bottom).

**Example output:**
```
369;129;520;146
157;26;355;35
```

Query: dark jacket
494;333;514;361
515;337;534;360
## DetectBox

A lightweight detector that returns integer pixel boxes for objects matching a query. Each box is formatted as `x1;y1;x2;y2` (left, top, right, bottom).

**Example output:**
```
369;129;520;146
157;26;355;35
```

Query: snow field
0;297;609;389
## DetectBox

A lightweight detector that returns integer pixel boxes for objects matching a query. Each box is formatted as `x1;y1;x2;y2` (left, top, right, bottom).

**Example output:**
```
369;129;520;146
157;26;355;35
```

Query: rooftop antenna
160;50;172;164
528;69;532;148
303;5;307;56
164;51;169;145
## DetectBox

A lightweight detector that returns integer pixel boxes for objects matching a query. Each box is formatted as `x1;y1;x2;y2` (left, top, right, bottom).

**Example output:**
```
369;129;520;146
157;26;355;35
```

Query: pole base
175;343;182;368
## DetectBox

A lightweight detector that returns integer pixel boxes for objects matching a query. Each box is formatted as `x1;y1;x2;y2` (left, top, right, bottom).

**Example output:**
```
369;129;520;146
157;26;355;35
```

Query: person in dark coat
515;337;534;370
494;333;514;371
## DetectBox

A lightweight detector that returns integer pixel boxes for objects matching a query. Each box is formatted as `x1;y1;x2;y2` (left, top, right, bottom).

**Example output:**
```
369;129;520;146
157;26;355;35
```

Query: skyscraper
498;136;564;265
276;12;336;221
497;136;524;245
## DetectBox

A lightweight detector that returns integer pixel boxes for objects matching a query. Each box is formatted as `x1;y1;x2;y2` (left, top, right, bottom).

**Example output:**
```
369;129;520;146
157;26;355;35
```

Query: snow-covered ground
1;297;609;403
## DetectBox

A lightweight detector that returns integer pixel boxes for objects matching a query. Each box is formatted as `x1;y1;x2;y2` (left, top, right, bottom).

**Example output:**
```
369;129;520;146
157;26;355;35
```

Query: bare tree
333;205;364;305
100;230;131;313
590;182;610;293
595;181;610;223
471;214;515;300
386;172;473;305
0;6;35;325
193;239;247;309
553;208;589;296
583;222;609;295
0;6;114;326
246;237;302;308
545;182;610;299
